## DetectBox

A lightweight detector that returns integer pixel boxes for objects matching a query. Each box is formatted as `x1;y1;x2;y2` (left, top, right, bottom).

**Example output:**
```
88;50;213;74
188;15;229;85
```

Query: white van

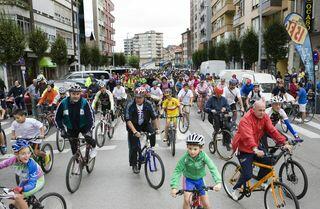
219;69;254;82
200;60;226;76
63;70;111;84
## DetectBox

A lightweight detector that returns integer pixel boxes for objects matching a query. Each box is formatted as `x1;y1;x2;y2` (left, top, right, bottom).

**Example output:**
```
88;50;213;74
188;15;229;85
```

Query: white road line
53;149;71;154
291;123;320;139
305;121;320;130
97;145;117;151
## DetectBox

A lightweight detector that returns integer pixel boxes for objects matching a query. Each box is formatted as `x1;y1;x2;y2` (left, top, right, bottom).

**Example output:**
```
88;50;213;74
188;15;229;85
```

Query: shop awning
39;57;57;68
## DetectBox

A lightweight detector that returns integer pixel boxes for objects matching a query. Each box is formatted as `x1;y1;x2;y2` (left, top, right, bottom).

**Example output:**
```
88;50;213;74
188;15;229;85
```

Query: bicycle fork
146;151;158;172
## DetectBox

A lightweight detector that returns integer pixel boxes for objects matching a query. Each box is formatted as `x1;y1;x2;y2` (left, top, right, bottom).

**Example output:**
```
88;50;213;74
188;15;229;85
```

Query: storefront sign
304;0;313;31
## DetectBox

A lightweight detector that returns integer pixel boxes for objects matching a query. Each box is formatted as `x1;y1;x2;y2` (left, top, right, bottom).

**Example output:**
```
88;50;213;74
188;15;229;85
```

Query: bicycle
285;102;314;123
94;110;114;148
114;99;125;125
15;137;54;184
175;186;216;209
222;152;300;209
37;105;55;136
208;111;234;161
136;132;165;189
0;186;66;209
162;115;181;157
65;137;96;193
198;93;207;121
178;104;190;134
0;122;7;155
267;139;308;200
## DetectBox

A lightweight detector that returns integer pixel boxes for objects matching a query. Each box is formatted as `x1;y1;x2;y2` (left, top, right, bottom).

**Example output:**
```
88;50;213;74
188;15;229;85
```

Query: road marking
53;149;71;154
305;121;319;130
291;124;320;139
97;145;117;151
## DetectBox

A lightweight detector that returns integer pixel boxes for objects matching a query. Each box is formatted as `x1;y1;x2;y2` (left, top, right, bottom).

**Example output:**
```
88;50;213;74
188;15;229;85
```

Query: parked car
62;70;111;84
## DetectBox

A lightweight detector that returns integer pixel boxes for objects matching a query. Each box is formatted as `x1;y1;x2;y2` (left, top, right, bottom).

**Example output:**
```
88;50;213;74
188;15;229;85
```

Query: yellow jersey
162;98;180;117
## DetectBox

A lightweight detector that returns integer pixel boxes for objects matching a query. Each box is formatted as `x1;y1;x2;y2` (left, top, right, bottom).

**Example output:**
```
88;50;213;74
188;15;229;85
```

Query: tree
51;35;67;66
209;45;216;60
0;13;25;74
226;36;241;66
241;29;259;69
263;21;289;69
215;41;228;62
90;45;101;69
127;55;140;68
80;43;91;67
28;27;49;69
118;53;126;66
100;54;109;66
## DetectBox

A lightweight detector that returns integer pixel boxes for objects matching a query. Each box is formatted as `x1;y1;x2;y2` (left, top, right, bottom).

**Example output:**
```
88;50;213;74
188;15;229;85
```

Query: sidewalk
313;114;320;121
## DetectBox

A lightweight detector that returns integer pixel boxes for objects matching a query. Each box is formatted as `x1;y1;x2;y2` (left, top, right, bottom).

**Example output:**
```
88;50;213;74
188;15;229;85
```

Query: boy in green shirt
170;133;222;209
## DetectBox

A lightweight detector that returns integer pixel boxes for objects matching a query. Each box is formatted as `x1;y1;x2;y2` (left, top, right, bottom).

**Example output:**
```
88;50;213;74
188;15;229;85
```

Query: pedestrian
26;79;40;118
7;81;25;110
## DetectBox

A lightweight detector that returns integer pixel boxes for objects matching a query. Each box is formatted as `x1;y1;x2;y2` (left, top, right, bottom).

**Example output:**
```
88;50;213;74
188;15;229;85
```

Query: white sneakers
90;148;97;158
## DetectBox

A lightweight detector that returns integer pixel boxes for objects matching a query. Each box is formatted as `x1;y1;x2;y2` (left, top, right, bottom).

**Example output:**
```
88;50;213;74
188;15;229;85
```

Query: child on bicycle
10;109;48;165
0;140;45;209
162;88;181;142
170;133;222;209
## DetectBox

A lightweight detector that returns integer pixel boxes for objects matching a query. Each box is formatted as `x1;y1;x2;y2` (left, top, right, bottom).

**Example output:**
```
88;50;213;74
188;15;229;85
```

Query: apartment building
0;0;80;85
190;0;200;52
181;28;192;66
124;31;163;65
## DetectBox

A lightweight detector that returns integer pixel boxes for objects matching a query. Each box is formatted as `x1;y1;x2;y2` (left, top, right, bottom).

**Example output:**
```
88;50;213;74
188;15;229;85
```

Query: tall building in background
0;0;80;85
181;28;192;67
123;31;163;66
199;0;212;47
190;0;200;52
92;0;115;55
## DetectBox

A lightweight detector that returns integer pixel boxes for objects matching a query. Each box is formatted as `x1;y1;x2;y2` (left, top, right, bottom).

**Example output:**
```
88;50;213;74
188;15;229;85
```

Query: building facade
190;0;200;52
123;30;163;66
0;0;80;86
181;28;192;67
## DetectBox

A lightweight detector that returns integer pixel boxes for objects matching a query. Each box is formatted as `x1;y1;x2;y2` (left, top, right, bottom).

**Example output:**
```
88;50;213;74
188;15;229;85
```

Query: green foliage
263;21;289;65
0;13;25;65
80;43;91;67
209;45;216;60
28;27;49;60
192;49;207;69
226;36;241;62
90;45;101;68
112;53;126;66
241;29;259;68
100;54;109;66
127;55;140;68
50;35;67;66
215;41;228;62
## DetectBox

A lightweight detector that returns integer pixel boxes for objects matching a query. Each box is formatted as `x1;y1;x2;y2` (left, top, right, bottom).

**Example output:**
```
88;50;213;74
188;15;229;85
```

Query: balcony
261;0;282;16
233;13;244;27
211;1;235;22
0;0;30;9
211;24;233;39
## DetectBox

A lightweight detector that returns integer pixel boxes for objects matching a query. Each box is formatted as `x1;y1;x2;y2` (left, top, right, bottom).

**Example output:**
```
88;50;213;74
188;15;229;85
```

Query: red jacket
232;109;286;153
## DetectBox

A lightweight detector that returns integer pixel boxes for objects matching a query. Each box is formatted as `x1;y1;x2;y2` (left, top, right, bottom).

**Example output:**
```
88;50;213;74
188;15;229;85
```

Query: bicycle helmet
12;139;29;153
69;83;82;92
186;133;205;146
214;86;224;95
116;80;121;85
229;78;238;86
36;74;46;82
253;82;260;87
134;87;146;97
47;80;54;87
59;87;67;94
271;96;283;104
98;81;105;88
141;78;147;84
164;88;172;96
152;80;159;86
246;79;252;85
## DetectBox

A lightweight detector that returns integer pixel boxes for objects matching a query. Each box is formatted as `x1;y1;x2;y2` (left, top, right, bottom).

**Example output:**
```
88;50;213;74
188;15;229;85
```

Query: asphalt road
1;108;320;209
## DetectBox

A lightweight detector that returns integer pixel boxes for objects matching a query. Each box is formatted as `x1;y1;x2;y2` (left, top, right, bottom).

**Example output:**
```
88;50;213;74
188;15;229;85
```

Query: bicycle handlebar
175;186;215;196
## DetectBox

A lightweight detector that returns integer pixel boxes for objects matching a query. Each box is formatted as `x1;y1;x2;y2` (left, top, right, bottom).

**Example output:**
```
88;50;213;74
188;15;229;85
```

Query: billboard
83;0;95;40
284;12;314;82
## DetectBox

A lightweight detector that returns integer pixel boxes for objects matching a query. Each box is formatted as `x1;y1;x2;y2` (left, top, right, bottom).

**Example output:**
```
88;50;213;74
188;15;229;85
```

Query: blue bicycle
137;132;165;189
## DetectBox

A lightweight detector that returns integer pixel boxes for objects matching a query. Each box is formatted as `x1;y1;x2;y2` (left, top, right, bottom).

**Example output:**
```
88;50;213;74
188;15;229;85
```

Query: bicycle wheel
95;121;106;148
214;130;233;160
66;155;82;193
40;143;54;173
144;151;165;189
40;117;50;136
107;122;115;139
0;129;7;155
221;161;244;201
208;140;216;154
305;103;314;122
264;181;300;209
56;130;65;152
39;192;67;209
178;115;189;134
170;130;176;157
279;160;308;200
86;147;96;174
280;120;288;133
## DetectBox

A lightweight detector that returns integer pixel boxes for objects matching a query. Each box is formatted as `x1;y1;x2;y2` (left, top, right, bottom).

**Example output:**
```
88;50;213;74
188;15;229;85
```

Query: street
1;108;320;209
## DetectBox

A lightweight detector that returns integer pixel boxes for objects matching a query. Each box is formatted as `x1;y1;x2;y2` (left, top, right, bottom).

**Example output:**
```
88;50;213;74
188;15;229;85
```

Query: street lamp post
258;0;262;72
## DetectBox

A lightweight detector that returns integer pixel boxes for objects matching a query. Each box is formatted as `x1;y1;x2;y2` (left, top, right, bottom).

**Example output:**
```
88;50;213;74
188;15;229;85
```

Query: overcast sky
113;0;190;52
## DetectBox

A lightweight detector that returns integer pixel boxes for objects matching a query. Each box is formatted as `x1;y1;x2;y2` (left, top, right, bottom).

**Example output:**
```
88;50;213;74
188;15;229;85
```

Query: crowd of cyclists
0;67;315;209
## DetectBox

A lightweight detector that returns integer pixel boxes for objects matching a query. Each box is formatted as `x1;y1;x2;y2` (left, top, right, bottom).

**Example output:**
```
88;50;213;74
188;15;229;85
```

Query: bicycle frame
138;133;158;172
71;138;90;166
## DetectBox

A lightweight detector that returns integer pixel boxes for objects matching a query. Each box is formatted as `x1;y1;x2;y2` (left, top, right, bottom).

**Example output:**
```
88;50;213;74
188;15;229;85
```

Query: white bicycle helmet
59;87;67;94
271;96;283;104
186;133;205;146
69;83;82;92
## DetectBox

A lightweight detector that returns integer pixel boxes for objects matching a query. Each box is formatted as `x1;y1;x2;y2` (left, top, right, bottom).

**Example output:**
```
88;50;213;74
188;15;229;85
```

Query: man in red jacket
230;100;291;200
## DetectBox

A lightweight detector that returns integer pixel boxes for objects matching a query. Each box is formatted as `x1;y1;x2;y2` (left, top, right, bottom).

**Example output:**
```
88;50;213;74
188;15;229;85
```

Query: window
252;17;260;33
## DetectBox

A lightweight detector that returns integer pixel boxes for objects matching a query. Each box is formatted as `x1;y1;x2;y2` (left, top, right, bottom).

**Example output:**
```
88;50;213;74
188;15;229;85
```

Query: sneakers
162;138;168;142
89;148;97;158
132;165;140;174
